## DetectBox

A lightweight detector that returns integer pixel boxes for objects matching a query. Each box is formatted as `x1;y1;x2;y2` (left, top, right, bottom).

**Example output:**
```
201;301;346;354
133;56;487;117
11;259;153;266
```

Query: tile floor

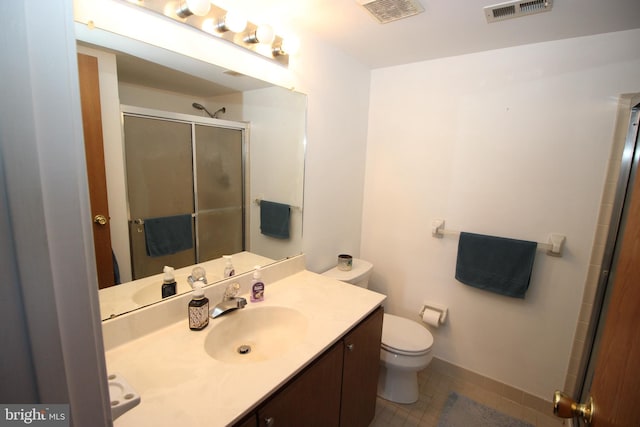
370;362;567;427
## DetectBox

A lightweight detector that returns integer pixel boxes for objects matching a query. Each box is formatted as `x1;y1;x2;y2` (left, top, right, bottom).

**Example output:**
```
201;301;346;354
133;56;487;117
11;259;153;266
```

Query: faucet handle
223;282;240;300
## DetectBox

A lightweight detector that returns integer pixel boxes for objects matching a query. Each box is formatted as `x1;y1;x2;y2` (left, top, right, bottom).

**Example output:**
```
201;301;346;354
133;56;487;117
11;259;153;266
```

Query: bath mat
437;392;534;427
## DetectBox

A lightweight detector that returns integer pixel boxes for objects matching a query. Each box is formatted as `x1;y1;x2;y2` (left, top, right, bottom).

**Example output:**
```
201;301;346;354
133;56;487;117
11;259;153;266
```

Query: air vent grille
485;0;552;23
357;0;425;24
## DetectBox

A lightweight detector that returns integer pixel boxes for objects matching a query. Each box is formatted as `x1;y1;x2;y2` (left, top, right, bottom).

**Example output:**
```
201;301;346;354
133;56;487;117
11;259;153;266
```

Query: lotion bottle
223;255;235;278
250;266;265;302
188;281;209;331
161;266;177;299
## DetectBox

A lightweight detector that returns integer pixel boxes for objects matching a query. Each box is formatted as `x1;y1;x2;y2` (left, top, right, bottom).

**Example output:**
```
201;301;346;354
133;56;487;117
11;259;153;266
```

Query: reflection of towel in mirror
144;214;193;257
260;200;291;239
455;232;537;299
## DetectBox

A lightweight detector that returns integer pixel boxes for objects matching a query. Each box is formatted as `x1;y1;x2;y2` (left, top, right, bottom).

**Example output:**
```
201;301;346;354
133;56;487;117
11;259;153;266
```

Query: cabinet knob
264;416;275;426
346;343;354;352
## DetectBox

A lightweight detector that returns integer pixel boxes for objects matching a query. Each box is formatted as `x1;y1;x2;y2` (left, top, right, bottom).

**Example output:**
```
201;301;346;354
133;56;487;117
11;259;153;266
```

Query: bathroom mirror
76;27;306;320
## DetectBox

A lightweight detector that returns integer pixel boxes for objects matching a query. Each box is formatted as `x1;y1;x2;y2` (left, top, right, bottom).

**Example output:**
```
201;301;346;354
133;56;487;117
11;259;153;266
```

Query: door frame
575;96;640;417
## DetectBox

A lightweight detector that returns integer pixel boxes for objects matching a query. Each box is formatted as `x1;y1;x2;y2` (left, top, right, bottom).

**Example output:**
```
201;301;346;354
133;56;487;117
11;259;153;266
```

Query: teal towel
455;232;537;298
260;200;291;239
144;214;193;257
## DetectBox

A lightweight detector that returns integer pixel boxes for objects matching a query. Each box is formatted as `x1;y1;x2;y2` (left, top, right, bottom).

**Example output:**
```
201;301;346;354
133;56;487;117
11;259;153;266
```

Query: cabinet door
233;413;257;427
340;306;384;427
258;343;343;427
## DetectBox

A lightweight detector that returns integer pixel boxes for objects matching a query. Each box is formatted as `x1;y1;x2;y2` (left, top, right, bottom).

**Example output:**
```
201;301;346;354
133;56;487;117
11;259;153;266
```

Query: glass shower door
123;115;196;279
194;125;244;262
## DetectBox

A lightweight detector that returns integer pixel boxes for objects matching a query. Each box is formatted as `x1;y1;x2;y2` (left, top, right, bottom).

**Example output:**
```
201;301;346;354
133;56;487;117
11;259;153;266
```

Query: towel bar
431;219;566;257
254;198;302;212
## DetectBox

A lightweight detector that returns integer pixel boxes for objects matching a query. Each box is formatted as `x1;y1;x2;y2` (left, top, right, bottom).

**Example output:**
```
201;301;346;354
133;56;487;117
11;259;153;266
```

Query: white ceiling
228;0;640;69
112;0;640;97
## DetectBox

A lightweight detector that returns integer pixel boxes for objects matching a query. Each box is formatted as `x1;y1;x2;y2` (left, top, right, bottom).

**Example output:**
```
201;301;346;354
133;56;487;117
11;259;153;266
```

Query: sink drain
237;345;252;355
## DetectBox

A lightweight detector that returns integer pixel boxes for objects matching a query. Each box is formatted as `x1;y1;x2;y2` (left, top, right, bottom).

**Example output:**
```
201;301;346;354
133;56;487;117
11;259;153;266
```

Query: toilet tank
321;259;373;288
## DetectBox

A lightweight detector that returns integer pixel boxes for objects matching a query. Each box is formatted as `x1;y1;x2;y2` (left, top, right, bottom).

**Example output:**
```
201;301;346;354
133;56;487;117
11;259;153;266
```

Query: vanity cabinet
258;343;343;426
233;415;258;427
234;306;383;427
340;305;384;427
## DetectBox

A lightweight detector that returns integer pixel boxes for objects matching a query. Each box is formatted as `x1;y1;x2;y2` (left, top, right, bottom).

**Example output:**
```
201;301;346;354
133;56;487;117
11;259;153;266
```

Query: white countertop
106;269;386;426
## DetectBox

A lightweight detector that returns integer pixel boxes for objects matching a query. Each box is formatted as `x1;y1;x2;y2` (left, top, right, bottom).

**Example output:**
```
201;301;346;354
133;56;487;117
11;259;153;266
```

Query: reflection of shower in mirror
192;102;226;118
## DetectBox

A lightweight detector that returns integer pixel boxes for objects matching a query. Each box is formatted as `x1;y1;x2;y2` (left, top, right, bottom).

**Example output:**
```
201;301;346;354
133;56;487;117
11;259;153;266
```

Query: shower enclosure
122;107;246;279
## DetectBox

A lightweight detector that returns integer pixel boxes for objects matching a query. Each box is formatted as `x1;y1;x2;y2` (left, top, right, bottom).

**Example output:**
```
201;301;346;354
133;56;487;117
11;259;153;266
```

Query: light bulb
201;18;217;34
224;11;247;33
281;36;300;55
176;0;211;18
255;24;275;44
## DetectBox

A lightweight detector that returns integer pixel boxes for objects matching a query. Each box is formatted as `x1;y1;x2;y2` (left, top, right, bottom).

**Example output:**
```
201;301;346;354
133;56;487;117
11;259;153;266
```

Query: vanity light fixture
176;0;211;18
126;0;296;65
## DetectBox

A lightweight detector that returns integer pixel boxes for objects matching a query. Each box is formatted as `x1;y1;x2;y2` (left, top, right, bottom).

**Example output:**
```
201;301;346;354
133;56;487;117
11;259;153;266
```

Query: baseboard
429;357;556;418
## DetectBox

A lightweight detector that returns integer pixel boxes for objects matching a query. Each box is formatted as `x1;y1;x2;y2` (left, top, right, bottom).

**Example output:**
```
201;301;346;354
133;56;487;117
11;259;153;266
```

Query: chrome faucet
210;283;247;319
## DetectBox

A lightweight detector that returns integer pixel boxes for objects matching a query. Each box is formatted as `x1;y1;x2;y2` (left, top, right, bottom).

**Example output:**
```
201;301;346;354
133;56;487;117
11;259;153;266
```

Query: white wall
299;38;371;272
362;29;640;399
1;0;110;423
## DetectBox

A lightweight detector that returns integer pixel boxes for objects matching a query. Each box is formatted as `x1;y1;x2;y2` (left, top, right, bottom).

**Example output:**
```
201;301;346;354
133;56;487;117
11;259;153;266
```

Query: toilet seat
381;313;433;356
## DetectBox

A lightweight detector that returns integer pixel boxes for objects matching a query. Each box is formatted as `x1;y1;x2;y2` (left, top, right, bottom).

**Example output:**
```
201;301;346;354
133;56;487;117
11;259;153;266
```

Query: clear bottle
250;265;265;303
188;282;209;331
188;266;207;288
223;255;235;278
161;266;177;299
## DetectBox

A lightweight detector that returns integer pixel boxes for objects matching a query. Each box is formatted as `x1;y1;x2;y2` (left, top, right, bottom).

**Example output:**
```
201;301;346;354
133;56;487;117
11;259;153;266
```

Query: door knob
93;214;107;226
553;391;594;424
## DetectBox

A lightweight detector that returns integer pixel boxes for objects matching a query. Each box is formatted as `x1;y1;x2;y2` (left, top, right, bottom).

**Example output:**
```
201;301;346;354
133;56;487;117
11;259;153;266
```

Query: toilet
322;258;434;404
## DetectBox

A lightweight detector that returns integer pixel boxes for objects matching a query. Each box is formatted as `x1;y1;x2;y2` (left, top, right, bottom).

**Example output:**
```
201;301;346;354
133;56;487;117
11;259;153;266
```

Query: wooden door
555;103;640;426
587;130;640;426
340;306;384;427
77;53;115;288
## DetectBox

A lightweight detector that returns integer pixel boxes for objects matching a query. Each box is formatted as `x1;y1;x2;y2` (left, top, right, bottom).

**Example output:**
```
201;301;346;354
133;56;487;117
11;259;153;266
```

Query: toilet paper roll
421;308;441;328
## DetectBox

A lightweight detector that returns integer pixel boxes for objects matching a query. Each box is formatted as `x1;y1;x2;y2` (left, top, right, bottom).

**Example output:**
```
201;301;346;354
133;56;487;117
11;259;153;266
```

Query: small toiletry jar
338;254;353;271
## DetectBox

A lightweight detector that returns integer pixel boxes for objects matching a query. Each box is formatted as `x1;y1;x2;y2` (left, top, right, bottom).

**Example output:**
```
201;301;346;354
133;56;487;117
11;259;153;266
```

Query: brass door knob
93;214;107;226
553;391;594;424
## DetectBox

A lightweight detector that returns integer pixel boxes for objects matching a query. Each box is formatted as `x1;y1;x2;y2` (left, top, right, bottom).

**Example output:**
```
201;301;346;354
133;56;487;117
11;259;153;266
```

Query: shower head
192;102;215;118
212;107;226;118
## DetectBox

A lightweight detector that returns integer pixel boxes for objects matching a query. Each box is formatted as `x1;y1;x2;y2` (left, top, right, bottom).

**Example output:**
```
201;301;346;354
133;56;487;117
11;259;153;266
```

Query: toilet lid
381;313;433;355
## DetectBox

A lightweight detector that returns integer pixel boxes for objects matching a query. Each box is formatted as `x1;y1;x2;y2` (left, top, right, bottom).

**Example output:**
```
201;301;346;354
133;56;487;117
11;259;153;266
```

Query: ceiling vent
484;0;552;23
356;0;425;24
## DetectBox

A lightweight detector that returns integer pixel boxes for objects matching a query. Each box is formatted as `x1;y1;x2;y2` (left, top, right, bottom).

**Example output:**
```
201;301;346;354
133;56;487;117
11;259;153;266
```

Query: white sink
204;306;308;363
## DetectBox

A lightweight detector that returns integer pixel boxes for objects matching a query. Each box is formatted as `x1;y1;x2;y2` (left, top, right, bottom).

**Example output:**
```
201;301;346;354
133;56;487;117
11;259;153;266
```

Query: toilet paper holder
419;303;448;325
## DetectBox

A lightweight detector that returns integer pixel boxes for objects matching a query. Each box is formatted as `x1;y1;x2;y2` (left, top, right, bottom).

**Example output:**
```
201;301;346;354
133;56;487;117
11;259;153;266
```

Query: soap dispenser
223;255;235;278
188;265;207;288
161;266;177;299
250;265;265;302
188;281;209;331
